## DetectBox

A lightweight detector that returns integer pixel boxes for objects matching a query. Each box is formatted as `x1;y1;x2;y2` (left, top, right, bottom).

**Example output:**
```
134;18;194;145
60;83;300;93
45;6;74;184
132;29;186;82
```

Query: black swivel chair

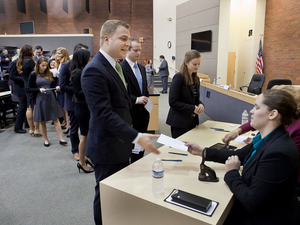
240;74;265;95
266;78;292;90
0;80;17;128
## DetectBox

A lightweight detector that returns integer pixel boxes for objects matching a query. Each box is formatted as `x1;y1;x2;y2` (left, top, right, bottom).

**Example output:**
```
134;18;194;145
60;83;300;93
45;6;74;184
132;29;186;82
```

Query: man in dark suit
33;45;43;62
9;59;27;133
81;20;159;225
120;38;150;163
158;55;169;93
59;43;88;161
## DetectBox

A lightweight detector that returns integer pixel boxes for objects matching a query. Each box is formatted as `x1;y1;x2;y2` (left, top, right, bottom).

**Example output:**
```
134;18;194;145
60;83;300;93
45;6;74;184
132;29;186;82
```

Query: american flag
255;39;263;74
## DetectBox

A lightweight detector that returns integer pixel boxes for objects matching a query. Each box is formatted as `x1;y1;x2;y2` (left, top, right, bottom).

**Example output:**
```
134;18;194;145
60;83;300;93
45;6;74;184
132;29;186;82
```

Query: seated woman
27;57;67;147
186;89;300;224
223;85;300;193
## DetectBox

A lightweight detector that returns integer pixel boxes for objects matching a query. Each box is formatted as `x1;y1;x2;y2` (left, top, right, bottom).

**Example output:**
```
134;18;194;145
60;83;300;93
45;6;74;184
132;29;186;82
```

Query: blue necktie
134;63;143;94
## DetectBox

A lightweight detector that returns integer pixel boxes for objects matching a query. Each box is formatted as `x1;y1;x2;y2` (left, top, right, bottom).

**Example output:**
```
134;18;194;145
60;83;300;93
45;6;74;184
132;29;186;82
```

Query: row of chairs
241;74;292;94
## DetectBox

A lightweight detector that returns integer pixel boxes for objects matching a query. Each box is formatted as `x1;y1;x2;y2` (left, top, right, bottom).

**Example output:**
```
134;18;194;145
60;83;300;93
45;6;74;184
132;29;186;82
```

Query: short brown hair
128;38;139;51
100;20;130;47
263;89;300;126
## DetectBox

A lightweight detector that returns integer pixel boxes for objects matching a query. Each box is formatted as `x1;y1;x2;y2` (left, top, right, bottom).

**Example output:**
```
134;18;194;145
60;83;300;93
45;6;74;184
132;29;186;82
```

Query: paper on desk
165;189;218;216
144;98;153;113
233;135;249;143
157;134;188;151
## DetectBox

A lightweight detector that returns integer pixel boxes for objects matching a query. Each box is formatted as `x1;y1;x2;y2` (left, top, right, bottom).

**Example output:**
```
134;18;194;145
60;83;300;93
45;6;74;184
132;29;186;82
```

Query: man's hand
137;96;148;105
185;142;205;157
138;133;160;154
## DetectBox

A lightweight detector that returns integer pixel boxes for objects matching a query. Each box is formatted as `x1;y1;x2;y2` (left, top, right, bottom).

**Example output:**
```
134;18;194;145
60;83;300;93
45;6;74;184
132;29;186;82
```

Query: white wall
218;0;266;88
153;0;188;77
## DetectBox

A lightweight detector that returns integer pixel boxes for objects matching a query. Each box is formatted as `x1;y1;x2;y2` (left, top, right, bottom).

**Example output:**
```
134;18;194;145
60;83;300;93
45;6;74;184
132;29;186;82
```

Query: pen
161;159;182;162
168;152;188;156
210;127;230;132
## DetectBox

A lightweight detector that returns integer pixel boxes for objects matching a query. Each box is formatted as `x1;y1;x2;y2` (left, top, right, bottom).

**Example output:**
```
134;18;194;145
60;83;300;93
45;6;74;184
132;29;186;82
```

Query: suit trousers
131;151;145;163
94;161;129;225
68;111;79;154
14;93;27;131
161;76;168;92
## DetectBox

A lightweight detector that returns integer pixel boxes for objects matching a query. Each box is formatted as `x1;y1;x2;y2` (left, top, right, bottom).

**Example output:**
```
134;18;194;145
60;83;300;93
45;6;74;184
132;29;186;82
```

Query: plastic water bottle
213;78;216;85
241;110;249;124
152;158;164;194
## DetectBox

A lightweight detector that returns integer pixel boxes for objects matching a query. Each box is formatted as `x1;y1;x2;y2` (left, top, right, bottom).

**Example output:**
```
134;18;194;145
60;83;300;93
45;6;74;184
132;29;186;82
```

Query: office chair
240;74;265;95
266;78;292;90
0;80;17;128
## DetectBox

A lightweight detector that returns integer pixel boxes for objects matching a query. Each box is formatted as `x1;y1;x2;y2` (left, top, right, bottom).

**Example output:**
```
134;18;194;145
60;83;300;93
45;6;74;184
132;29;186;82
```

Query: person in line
0;49;10;67
9;58;26;133
17;44;42;137
27;57;67;147
222;84;300;195
166;50;205;138
81;20;160;225
60;43;88;161
186;89;300;224
11;48;20;61
158;55;169;93
145;59;154;87
71;49;94;173
55;47;70;132
121;38;150;163
50;49;57;59
33;45;43;62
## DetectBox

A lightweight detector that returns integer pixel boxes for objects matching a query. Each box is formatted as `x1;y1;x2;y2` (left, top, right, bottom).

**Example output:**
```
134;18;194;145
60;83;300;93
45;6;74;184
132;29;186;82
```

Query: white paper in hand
157;134;188;151
144;98;153;113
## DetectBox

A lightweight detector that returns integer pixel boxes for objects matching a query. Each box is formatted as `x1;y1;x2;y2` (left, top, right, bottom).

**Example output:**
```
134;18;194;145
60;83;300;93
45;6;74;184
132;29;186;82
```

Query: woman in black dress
166;50;205;138
16;44;42;136
71;49;93;173
27;57;67;147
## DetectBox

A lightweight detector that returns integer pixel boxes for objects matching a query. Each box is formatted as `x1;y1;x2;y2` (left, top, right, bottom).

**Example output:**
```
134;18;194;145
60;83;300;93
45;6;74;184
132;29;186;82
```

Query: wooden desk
100;121;249;225
0;91;11;100
147;86;160;131
200;83;257;124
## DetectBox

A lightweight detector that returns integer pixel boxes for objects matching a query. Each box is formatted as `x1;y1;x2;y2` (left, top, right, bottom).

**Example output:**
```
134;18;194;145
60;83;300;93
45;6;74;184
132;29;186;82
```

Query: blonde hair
272;85;300;111
55;47;70;66
100;20;130;47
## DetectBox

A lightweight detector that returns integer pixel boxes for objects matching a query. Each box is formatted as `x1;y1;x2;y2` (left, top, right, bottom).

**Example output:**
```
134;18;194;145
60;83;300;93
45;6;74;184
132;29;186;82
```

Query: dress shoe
61;124;66;129
63;128;69;134
34;131;43;137
77;163;94;173
85;158;95;168
59;140;68;145
44;142;50;147
73;153;80;161
66;135;70;138
15;129;26;133
29;130;34;136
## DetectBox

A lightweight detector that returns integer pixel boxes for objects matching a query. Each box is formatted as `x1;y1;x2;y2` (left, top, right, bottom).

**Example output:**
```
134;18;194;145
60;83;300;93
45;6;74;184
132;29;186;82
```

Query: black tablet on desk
209;143;237;150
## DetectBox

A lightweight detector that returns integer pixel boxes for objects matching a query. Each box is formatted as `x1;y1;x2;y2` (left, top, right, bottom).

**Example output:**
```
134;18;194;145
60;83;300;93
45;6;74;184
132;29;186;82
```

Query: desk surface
201;82;257;104
0;91;11;99
100;121;249;225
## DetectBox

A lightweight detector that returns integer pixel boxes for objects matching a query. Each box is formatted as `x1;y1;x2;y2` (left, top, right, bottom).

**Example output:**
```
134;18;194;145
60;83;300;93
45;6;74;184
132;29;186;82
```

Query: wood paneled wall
0;0;153;64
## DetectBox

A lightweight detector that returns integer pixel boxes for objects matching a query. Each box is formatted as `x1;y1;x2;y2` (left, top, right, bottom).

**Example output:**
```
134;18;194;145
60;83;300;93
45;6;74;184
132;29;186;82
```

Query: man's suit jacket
120;60;150;133
206;126;300;224
158;59;169;78
9;59;25;96
81;51;139;165
166;73;203;128
59;60;75;111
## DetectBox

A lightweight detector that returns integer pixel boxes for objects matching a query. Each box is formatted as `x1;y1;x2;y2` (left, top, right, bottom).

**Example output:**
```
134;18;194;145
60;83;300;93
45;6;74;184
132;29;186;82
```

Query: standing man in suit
121;38;150;163
81;20;159;225
158;55;169;93
60;43;88;161
146;59;154;87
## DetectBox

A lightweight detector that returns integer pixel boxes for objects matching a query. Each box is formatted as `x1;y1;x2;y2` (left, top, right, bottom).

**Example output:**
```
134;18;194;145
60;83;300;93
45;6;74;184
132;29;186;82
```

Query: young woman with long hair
27;57;67;147
17;44;41;136
166;49;205;138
